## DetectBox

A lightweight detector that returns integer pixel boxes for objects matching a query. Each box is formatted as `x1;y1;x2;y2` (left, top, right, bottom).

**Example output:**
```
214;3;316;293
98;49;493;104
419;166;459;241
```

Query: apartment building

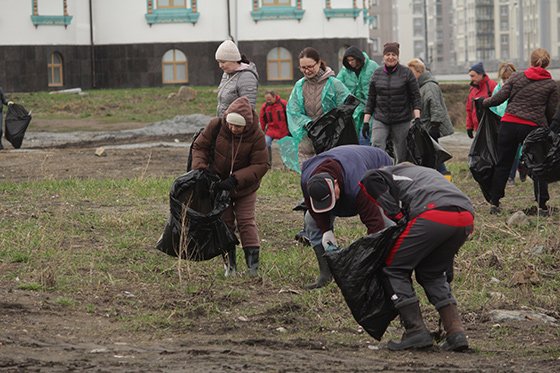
368;0;395;63
0;0;372;92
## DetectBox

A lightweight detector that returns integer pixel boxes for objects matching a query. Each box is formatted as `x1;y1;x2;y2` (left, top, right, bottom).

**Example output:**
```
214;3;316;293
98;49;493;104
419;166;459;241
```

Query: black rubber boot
387;302;433;351
267;146;273;168
243;246;259;276
222;247;237;277
304;245;332;290
438;304;469;352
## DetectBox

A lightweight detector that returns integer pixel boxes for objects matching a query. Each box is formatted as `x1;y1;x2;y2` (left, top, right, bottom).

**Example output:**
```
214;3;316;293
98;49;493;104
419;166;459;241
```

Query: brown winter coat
483;69;558;127
191;96;269;199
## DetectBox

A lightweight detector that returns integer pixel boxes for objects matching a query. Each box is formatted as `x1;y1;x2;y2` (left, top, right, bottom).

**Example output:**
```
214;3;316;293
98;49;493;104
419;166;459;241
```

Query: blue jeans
265;135;274;148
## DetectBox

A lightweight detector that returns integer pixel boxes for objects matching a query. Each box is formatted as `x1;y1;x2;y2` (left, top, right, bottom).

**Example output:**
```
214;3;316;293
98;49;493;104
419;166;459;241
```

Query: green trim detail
145;8;200;25
323;8;361;20
362;8;372;23
251;6;305;22
31;15;73;26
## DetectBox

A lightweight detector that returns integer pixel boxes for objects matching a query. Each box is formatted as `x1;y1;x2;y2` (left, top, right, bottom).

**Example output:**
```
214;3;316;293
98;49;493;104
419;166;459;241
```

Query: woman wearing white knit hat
215;40;259;116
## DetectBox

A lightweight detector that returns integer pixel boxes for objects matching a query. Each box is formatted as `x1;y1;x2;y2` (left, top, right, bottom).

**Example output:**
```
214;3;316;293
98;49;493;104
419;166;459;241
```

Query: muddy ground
0;123;558;372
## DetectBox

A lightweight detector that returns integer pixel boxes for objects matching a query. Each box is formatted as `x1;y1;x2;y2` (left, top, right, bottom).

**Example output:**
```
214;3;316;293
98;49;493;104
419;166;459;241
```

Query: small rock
90;348;109;353
489;309;557;324
167;92;176;99
367;345;380;350
177;86;197;101
531;245;545;255
507;211;529;227
276;327;287;333
490;277;500;284
238;316;249;322
174;138;180;143
95;147;106;157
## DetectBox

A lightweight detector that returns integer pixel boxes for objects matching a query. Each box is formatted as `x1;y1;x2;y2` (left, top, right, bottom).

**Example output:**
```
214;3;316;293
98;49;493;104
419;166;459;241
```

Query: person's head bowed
298;47;326;79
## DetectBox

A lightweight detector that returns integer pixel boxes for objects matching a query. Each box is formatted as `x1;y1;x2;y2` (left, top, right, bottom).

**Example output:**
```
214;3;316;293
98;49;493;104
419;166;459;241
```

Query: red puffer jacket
466;75;497;131
259;95;290;140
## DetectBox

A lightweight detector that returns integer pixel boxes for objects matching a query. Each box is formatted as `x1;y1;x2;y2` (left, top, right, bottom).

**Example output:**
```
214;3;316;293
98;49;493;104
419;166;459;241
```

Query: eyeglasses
299;62;318;71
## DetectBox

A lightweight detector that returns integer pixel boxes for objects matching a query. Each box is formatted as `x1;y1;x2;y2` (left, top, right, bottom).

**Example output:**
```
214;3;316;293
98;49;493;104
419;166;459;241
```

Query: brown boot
387;302;433;351
438;304;469;351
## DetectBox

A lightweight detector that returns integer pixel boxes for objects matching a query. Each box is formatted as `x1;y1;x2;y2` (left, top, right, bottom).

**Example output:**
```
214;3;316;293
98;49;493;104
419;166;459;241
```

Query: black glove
467;129;474;139
413;118;422;127
217;176;237;191
361;123;370;138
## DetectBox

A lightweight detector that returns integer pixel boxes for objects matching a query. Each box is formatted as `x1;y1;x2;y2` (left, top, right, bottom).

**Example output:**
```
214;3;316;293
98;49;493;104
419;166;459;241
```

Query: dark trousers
428;126;448;174
491;121;549;207
383;210;473;310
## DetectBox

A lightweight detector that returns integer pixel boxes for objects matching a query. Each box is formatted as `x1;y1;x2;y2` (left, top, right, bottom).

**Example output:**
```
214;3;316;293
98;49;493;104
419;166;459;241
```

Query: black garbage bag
325;224;406;341
5;103;32;149
156;169;239;261
305;95;359;154
406;122;452;168
522;127;560;183
468;108;500;202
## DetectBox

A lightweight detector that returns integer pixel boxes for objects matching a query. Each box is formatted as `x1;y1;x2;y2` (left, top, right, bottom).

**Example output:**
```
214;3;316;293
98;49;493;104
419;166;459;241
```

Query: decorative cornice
251;6;305;22
324;8;361;20
145;8;200;25
31;15;73;27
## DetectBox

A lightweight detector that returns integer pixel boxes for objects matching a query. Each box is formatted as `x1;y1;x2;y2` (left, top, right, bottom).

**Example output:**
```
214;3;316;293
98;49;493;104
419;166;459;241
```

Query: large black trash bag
325;224;406;341
406;122;452;168
156;169;239;261
468;108;500;203
522;127;560;183
5;103;32;149
305;95;359;154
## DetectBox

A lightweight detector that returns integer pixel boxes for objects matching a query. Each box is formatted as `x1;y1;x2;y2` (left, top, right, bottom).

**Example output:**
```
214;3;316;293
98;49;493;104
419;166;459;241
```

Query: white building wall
0;0;91;45
394;0;415;64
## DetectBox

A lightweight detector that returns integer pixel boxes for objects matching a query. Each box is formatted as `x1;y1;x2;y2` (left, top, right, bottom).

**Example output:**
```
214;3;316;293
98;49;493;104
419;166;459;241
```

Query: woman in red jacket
259;90;290;164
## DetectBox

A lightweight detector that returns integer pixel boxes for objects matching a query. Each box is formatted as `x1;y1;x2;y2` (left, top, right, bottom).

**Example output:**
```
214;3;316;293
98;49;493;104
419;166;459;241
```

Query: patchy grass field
0;147;559;371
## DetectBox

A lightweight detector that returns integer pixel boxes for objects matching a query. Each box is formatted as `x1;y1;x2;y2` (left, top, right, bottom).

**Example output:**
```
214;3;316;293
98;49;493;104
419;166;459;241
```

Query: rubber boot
243;246;259;276
222;247;236;277
304;245;332;290
387;302;434;351
267;146;272;168
438;304;469;352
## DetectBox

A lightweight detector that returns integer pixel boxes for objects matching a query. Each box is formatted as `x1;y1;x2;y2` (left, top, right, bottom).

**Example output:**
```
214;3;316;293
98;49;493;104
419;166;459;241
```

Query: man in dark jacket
300;145;393;289
0;87;13;150
363;42;421;163
360;163;474;352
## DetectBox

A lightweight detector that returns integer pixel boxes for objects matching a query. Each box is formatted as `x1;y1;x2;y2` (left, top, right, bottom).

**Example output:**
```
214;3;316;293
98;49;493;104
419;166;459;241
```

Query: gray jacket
417;72;454;137
216;62;259;116
361;163;474;221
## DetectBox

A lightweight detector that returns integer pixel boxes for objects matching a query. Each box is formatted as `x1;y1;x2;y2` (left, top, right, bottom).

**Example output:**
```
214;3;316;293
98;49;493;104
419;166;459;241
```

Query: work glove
321;230;337;251
361;123;370;139
217;176;237;191
467;129;474;139
412;118;422;127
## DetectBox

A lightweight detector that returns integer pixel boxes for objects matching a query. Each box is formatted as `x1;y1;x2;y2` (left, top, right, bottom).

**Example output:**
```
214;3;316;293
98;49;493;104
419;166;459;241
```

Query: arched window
162;49;188;84
48;52;64;87
267;47;293;81
338;46;346;72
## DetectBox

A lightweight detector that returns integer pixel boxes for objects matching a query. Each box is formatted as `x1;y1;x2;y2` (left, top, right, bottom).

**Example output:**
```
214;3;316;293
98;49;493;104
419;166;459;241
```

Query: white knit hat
226;112;246;127
215;40;241;62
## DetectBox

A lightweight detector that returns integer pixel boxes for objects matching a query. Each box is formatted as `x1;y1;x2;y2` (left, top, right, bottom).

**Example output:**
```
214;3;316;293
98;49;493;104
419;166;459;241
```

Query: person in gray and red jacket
191;96;268;277
360;163;474;352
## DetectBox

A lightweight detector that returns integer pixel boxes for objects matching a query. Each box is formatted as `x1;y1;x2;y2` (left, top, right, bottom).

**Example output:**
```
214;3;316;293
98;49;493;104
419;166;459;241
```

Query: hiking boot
304;245;332;290
438;304;469;352
223;247;237;277
243;246;259;276
387;302;433;351
489;205;501;215
507;178;515;186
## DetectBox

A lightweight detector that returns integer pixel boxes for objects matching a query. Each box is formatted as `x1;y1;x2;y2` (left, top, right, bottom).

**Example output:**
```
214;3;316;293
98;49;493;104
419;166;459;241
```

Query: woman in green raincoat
285;47;351;171
336;46;379;145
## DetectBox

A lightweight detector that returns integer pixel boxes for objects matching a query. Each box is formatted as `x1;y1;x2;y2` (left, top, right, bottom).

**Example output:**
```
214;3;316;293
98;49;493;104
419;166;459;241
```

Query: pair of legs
265;135;274;166
427;126;449;174
371;119;410;163
221;191;260;276
383;210;473;351
490;122;549;210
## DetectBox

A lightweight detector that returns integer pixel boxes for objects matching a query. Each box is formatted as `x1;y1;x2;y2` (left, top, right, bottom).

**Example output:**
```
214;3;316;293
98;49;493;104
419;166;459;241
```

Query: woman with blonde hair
483;48;558;215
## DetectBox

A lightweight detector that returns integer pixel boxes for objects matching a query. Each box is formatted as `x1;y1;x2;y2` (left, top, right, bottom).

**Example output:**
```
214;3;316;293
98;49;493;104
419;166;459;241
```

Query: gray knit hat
215;40;241;62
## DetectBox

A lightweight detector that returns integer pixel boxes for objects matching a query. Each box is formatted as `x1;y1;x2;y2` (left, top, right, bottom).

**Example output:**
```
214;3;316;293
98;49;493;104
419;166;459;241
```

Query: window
48;52;63;87
371;38;379;53
371;15;378;29
500;35;509;59
157;0;186;8
267;47;292;81
338;47;347;71
262;0;291;5
162;49;188;84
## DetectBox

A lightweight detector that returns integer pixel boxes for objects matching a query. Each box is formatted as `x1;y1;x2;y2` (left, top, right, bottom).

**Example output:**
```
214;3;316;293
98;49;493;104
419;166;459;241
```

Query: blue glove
324;242;341;253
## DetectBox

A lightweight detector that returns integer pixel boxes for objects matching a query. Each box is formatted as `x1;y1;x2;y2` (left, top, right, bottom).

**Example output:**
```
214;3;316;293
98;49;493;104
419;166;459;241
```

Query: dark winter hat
383;42;400;56
307;173;336;213
469;62;485;75
360;170;390;200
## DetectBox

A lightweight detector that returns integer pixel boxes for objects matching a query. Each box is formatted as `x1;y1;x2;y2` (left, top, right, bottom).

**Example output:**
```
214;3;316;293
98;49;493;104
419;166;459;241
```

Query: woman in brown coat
191;96;269;276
